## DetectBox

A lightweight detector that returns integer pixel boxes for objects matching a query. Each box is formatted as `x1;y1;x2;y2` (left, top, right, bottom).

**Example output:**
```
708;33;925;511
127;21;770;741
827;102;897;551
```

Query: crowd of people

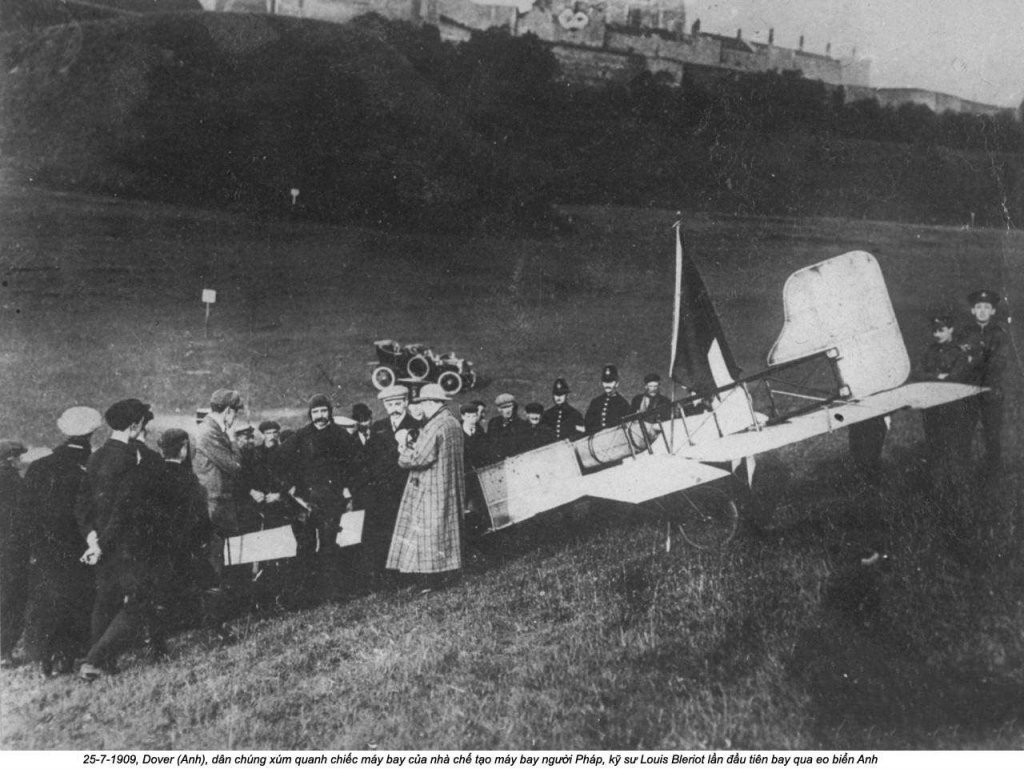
0;362;675;683
0;289;1009;683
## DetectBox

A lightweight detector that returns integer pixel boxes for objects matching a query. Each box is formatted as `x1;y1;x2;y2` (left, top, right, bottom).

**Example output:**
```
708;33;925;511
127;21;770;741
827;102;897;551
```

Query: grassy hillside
0;12;534;229
1;185;1022;748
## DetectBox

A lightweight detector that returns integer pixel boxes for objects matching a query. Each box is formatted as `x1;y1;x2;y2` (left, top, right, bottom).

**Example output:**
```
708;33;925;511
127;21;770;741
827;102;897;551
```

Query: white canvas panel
768;251;910;396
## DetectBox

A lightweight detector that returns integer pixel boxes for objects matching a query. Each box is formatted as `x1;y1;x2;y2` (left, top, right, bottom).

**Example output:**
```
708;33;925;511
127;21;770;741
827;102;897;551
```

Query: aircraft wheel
651;485;739;551
407;354;430;380
371;366;396;390
438;371;463;396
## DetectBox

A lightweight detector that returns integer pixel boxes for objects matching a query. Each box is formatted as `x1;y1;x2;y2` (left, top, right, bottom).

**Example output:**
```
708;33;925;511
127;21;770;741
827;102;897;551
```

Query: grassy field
1;183;1022;749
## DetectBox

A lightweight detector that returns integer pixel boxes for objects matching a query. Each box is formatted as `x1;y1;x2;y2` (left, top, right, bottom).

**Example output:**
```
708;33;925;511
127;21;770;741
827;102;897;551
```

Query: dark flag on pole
669;223;741;396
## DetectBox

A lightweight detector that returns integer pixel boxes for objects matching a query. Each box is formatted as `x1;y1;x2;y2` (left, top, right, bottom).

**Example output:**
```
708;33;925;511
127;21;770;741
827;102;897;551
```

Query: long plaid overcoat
386;406;465;574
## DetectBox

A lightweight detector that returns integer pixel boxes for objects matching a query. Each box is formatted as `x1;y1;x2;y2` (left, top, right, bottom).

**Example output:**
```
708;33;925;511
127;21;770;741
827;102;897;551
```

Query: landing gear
649;478;746;551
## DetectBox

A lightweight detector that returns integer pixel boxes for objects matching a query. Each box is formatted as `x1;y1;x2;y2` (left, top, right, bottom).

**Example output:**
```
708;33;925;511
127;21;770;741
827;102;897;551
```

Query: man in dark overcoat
281;393;354;603
518;403;556;452
362;385;420;584
0;439;29;667
74;398;153;680
79;423;176;678
21;407;102;675
487;393;524;461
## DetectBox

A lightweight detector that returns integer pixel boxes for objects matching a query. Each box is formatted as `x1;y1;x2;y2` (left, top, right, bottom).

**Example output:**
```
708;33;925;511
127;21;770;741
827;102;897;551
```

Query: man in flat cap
73;398;154;679
519;403;556;452
193;389;244;580
488;393;524;461
958;289;1009;470
280;394;354;604
585;365;631;433
363;385;421;584
542;378;585;442
20;407;102;675
0;439;28;667
387;384;466;589
245;421;289;528
631;373;672;421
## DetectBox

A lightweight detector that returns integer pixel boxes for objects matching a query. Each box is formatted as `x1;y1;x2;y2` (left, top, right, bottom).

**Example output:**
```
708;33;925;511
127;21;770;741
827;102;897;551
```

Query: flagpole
669;217;683;450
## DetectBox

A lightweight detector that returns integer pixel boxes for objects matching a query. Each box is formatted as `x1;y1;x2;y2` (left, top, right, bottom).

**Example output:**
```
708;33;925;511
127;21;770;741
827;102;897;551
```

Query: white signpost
202;288;217;337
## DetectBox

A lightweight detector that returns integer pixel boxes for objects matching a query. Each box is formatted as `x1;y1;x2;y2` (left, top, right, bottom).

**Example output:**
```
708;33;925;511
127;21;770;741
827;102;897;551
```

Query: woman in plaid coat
387;384;465;577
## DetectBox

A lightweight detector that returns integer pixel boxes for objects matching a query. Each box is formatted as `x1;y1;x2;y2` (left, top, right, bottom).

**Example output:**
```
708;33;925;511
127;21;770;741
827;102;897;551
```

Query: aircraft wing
581;453;732;504
675;381;980;464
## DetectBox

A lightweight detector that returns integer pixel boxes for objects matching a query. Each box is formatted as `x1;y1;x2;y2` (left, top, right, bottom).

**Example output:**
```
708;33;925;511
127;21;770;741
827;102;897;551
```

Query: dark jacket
1;465;27;568
912;340;970;383
584;392;632;433
630;392;673;421
517;423;556;453
462;428;491;469
74;439;138;551
957;321;1008;392
22;443;91;564
541;403;585;442
487;415;524;462
283;422;353;511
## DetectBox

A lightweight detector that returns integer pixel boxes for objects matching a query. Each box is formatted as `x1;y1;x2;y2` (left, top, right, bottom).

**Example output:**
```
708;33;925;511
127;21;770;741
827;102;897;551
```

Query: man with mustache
584;365;631;433
282;393;354;604
363;385;421;586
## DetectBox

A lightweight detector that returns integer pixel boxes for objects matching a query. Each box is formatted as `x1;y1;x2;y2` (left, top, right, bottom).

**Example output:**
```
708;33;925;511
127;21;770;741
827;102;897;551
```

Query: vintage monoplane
468;227;981;548
225;227;981;562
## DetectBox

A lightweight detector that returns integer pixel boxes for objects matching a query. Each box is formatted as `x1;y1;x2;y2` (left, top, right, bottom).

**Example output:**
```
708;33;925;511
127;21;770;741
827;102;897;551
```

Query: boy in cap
519;402;556;452
387;384;466;589
0;439;29;667
585;365;631;433
488;393;523;461
957;289;1009;469
542;378;585;441
21;407;102;675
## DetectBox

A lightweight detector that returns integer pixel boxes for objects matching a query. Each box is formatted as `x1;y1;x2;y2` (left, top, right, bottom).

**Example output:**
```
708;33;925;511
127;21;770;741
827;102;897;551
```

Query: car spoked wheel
438;371;463;395
407;354;430;380
371;366;396;390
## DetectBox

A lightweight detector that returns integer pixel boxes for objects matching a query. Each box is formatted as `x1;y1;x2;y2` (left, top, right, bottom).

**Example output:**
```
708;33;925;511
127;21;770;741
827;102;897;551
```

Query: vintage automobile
370;339;478;395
